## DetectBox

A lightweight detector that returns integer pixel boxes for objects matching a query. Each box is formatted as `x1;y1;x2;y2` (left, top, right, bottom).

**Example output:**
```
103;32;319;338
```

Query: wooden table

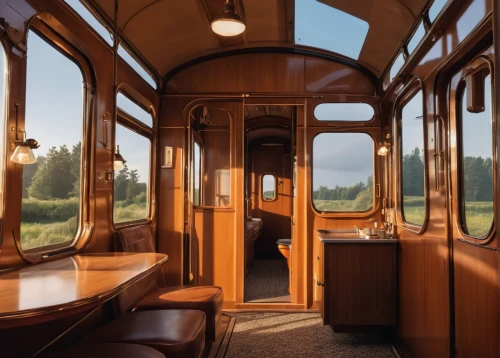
0;252;168;328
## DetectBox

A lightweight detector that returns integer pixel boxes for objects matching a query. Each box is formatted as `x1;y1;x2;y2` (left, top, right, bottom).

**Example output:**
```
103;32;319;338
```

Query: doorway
243;105;296;303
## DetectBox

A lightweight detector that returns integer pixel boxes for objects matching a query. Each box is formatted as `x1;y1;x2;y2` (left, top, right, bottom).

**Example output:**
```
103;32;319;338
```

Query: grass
21;216;77;250
113;201;148;223
315;195;493;237
20;200;148;250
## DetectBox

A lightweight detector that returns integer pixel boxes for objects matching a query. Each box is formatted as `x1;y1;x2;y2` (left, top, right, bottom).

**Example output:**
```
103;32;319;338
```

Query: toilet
277;238;291;292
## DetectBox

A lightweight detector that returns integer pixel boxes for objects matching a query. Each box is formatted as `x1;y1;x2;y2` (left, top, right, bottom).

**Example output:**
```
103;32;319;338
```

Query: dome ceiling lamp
211;0;246;37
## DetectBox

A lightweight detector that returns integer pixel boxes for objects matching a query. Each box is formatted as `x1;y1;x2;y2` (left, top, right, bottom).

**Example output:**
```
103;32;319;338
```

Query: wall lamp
377;134;391;156
211;0;246;37
113;145;126;170
10;102;40;165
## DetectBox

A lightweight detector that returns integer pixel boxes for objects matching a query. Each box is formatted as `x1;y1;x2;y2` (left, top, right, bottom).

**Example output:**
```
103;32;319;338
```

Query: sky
3;0;492;198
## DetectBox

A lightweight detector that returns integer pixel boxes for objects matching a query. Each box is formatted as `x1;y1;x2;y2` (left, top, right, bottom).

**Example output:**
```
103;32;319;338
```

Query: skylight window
428;0;448;23
117;92;153;127
294;0;369;60
407;22;425;55
118;43;157;89
64;0;113;46
390;52;405;82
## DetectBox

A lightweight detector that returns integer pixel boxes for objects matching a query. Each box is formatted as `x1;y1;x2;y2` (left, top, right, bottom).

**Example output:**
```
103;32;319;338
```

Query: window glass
407;22;425;55
262;174;276;200
118;44;156;89
0;43;6;220
193;141;201;206
21;30;83;251
459;73;493;237
390;52;405;82
117;92;153;127
113;123;151;223
64;0;113;46
401;90;425;226
429;0;448;23
314;103;374;121
312;133;374;212
294;0;369;60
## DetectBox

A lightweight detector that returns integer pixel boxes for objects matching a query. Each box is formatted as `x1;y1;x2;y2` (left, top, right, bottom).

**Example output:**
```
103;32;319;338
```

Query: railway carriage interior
0;0;499;357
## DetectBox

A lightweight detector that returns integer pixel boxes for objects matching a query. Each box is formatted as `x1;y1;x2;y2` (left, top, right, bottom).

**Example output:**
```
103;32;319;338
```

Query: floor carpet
245;259;290;303
224;312;395;358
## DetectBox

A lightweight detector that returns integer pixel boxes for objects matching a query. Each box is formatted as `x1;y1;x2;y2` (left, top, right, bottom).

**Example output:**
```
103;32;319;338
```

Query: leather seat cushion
82;310;205;358
46;343;165;358
277;238;291;246
136;286;223;341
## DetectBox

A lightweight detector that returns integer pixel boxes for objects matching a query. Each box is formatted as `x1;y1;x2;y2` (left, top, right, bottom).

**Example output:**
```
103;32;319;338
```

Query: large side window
0;42;6;221
21;30;84;251
312;133;374;212
113;92;153;224
400;90;426;226
458;71;493;238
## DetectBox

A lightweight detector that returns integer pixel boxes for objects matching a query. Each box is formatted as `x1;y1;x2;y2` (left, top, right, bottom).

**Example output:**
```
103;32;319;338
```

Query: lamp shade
10;144;36;164
211;1;245;36
114;145;126;170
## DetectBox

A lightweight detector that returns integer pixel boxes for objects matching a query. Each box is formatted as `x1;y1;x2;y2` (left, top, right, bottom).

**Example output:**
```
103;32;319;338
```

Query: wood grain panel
305;57;376;95
324;243;397;327
248;54;304;93
165;54;374;95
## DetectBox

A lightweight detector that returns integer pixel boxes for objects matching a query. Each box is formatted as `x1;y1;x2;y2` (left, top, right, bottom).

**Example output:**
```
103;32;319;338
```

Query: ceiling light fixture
211;0;245;37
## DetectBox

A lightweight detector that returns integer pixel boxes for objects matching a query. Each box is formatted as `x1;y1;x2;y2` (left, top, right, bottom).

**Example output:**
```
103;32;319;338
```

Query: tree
22;157;44;198
126;169;139;202
402;147;424;196
28;145;78;200
114;165;129;201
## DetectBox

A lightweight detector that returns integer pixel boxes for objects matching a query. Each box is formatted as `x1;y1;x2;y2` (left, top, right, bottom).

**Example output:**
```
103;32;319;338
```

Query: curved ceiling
90;0;428;79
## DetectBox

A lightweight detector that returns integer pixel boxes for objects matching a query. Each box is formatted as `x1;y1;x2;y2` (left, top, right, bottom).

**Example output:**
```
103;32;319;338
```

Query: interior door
448;54;498;357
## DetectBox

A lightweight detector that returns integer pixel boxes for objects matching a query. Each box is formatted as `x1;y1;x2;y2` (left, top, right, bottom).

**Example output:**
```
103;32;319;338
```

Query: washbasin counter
316;229;397;331
316;229;398;243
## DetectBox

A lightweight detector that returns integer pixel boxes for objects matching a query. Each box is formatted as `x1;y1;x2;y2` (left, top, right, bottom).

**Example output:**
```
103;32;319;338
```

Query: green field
314;196;493;238
20;199;147;250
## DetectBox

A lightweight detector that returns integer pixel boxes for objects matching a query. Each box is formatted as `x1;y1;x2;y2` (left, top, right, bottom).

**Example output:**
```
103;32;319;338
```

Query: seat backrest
115;225;155;252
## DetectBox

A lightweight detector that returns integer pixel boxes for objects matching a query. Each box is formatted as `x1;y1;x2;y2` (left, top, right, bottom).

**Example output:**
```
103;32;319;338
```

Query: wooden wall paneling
165;54;374;95
157;127;185;285
166;55;250;94
305;57;376;95
248;54;304;93
453;240;498;357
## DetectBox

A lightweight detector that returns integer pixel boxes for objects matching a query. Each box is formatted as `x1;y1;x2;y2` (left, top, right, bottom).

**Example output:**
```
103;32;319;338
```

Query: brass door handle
316;280;325;287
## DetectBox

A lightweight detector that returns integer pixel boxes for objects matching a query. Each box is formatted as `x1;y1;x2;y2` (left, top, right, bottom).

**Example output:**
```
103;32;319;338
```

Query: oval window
262;174;276;201
314;103;374;121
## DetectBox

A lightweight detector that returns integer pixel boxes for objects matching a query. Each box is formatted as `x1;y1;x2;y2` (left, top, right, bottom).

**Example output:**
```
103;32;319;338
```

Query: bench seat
82;310;206;358
135;285;223;341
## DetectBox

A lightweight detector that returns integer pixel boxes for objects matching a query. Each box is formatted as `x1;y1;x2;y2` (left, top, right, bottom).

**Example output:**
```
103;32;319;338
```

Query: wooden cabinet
318;242;397;331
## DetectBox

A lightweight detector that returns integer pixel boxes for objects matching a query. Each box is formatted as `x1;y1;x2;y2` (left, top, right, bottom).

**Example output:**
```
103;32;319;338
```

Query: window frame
310;131;378;217
118;41;157;90
0;37;7;250
18;22;95;259
395;80;429;234
113;90;155;228
62;0;114;47
455;64;495;241
261;173;277;202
